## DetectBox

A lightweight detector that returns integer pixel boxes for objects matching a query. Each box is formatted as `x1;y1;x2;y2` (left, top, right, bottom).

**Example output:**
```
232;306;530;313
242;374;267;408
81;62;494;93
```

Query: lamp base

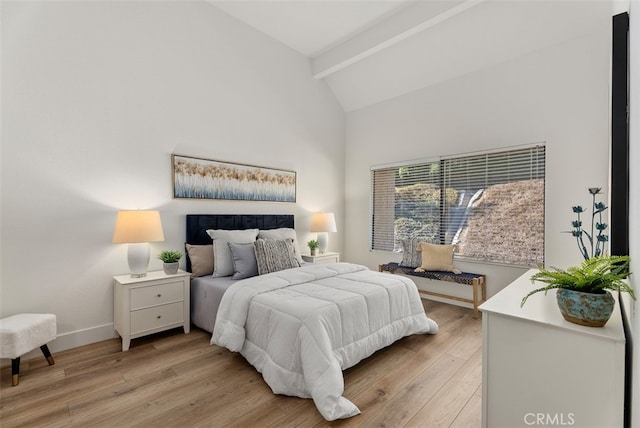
317;232;329;254
127;243;150;277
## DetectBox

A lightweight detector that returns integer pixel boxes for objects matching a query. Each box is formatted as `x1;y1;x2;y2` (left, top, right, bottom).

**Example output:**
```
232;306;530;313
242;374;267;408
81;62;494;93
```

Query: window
371;145;545;266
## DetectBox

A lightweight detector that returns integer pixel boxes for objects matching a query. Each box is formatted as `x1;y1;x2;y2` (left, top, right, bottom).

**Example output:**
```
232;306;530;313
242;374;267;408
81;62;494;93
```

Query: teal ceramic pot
556;288;615;327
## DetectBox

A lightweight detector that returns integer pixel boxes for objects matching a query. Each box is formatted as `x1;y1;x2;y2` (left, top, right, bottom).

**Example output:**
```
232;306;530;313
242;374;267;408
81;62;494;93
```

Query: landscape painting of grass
172;155;296;202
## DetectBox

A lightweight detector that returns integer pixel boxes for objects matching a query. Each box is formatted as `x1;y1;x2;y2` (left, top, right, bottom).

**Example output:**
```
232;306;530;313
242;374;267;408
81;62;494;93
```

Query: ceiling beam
312;0;485;80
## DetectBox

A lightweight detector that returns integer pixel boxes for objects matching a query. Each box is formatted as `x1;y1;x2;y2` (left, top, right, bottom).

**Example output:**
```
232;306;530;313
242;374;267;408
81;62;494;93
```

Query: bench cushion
0;314;56;359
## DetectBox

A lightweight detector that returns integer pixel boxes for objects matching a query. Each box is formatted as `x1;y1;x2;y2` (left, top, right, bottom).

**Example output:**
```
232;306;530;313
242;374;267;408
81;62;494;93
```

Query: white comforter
211;262;438;420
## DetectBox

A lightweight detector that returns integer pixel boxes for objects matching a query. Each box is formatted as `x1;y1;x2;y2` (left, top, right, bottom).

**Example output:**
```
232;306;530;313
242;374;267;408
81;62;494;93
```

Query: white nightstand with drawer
113;270;190;351
301;252;340;264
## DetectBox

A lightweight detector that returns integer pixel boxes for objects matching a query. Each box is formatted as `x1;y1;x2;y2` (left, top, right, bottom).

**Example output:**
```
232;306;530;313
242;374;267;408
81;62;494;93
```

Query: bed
185;214;439;421
186;214;296;333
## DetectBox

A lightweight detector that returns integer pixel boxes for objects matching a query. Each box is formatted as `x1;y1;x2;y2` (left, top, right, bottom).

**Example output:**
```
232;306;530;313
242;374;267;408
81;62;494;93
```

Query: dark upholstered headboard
185;214;295;272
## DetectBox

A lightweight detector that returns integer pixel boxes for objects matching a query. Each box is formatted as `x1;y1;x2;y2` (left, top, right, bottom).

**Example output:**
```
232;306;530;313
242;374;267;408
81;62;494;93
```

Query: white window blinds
371;145;545;266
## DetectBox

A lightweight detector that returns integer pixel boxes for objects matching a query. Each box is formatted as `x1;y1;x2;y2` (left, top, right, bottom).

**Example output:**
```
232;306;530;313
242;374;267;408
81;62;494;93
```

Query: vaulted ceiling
209;0;613;112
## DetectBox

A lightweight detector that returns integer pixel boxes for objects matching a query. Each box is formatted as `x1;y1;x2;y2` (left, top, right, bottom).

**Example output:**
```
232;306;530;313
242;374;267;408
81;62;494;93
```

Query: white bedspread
211;262;438;420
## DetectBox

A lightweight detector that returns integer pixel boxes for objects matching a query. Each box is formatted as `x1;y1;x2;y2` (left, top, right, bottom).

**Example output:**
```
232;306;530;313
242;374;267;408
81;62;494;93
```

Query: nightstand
113;270;190;351
301;252;340;264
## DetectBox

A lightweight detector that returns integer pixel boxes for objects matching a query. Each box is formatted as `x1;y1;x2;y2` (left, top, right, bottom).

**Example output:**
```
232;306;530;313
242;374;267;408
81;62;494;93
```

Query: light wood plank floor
0;300;482;427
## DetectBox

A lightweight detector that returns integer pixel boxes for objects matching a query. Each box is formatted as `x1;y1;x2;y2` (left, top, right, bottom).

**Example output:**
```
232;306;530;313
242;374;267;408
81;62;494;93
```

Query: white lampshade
310;212;337;233
113;210;165;277
112;210;165;244
311;212;336;254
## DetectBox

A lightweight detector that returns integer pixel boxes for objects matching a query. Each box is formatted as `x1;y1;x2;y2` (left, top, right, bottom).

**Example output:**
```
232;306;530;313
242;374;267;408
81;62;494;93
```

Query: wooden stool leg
482;276;487;301
11;357;20;386
40;344;55;366
472;278;479;319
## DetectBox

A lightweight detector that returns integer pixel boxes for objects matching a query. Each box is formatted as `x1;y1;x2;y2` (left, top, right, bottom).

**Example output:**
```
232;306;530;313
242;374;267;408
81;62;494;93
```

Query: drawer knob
157;294;162;297
157;315;162;319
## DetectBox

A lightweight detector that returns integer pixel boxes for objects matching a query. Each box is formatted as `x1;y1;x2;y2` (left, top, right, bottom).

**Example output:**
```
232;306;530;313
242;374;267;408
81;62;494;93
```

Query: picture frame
172;154;296;202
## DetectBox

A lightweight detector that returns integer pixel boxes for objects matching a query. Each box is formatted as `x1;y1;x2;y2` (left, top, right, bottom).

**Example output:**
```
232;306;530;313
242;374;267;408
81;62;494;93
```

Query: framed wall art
172;154;296;202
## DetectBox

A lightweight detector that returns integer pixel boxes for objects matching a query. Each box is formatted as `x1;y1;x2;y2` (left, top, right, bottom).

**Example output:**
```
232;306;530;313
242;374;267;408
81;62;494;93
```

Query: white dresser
114;270;190;351
479;269;625;428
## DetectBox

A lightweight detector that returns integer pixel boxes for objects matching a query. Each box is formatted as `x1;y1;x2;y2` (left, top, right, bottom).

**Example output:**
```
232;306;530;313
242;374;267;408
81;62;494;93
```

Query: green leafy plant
157;250;183;263
569;187;609;260
521;255;634;307
307;240;319;250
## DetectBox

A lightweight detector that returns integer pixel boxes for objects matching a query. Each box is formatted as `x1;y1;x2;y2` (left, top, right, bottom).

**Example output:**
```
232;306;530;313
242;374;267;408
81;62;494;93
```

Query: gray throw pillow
206;229;259;277
227;242;259;280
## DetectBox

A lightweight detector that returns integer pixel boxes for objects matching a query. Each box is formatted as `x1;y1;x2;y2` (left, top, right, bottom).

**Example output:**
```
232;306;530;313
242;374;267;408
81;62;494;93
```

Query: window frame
370;144;546;267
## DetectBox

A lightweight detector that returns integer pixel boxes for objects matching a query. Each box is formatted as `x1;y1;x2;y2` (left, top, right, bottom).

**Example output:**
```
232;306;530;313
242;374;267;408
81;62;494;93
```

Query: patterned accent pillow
254;238;301;275
399;239;422;268
258;228;304;265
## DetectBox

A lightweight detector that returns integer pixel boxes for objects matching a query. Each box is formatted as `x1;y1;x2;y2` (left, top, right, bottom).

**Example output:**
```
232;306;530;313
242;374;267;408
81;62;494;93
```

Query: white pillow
258;228;304;265
206;229;259;277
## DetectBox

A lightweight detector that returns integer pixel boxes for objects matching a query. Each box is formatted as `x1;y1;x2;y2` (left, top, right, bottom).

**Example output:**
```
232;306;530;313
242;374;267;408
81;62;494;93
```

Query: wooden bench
379;262;486;318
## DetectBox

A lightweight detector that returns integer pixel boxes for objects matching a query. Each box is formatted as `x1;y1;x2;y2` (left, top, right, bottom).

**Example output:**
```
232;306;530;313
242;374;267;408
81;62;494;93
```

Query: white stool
0;313;56;386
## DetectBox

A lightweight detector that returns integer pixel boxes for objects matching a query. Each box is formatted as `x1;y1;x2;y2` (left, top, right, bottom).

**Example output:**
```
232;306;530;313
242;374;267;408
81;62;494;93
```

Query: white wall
344;11;612;297
0;1;345;352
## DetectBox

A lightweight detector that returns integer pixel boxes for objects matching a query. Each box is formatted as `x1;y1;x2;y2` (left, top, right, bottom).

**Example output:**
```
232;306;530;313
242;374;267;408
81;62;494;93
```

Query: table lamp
112;210;165;277
310;212;336;254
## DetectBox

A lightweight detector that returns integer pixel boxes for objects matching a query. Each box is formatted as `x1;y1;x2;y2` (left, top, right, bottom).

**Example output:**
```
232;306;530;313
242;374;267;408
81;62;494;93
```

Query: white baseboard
0;323;118;368
50;322;118;353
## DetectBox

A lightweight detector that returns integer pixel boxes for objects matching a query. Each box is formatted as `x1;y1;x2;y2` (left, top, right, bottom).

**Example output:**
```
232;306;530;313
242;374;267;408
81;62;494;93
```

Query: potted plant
522;255;634;326
158;250;183;275
307;240;319;256
521;188;635;327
